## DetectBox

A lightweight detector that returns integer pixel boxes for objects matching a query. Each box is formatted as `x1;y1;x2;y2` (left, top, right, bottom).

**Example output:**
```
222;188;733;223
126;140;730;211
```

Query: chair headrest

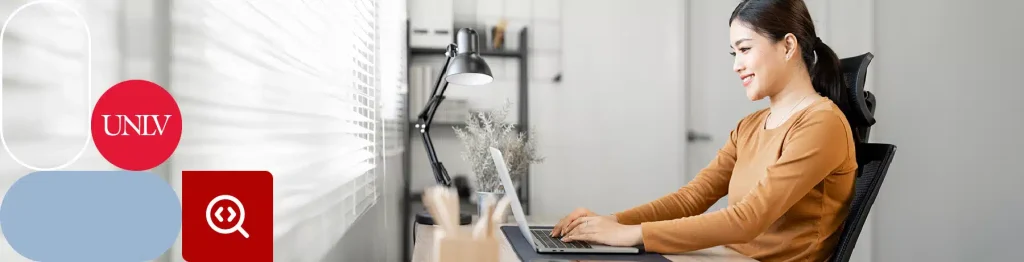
837;52;877;129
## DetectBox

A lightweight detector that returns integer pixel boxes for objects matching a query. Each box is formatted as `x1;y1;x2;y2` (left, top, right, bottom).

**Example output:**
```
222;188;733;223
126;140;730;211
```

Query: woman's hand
551;207;600;237
560;216;643;247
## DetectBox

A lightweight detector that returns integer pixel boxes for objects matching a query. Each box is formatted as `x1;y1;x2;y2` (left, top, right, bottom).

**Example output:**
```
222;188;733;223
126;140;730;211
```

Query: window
379;0;408;156
168;0;397;259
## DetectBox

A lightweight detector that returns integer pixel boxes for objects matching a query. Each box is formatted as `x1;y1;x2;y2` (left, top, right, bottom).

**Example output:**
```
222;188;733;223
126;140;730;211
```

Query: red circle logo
91;80;182;171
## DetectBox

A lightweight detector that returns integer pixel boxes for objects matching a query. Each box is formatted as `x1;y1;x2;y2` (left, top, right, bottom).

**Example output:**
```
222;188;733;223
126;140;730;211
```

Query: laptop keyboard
530;229;593;249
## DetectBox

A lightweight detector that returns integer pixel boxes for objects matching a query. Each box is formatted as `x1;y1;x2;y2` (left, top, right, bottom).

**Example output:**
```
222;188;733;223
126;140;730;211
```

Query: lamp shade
445;28;493;86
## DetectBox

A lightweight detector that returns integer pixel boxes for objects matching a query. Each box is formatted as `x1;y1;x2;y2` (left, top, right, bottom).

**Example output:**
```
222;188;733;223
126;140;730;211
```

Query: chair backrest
825;52;895;262
829;142;897;262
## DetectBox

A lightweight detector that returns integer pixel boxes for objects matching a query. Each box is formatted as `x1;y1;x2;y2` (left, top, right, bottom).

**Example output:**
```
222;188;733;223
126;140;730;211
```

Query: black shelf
408;121;466;128
410;47;525;58
407;121;526;130
401;21;530;262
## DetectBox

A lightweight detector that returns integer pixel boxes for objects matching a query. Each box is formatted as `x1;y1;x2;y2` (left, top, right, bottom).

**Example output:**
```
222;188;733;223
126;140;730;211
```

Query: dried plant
453;100;543;193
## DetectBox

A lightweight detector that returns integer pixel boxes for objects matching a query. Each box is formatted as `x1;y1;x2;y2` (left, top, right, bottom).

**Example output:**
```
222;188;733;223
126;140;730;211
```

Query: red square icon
183;171;273;261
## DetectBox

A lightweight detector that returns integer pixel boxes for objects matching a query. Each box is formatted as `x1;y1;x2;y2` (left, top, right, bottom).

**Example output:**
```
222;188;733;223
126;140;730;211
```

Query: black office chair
822;52;899;262
823;52;878;143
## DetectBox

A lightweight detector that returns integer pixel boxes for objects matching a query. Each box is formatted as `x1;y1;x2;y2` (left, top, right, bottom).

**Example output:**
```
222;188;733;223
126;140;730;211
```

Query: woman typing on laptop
551;1;857;261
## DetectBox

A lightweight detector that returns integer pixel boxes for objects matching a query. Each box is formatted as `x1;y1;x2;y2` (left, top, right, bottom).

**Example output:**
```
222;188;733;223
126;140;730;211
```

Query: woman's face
729;21;791;101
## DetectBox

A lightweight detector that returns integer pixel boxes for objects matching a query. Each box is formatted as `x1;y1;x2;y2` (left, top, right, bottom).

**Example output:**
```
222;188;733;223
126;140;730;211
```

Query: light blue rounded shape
0;171;181;262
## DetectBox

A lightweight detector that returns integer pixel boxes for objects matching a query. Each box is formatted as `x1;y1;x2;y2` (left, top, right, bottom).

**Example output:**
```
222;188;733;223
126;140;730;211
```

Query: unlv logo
91;80;182;171
101;115;174;136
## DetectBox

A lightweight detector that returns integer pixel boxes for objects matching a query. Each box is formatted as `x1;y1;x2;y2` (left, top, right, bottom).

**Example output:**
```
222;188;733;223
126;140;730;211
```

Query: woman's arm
634;111;853;254
613;125;740;225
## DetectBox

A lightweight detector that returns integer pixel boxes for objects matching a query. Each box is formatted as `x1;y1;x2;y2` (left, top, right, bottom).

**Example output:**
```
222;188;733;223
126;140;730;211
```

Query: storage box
409;0;454;48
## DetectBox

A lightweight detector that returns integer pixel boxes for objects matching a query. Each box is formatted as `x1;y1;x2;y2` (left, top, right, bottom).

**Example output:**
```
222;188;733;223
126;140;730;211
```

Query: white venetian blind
168;0;381;258
379;0;407;156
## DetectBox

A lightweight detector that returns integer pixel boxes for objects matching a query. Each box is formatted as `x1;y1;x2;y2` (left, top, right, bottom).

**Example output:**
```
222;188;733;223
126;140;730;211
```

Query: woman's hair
729;0;847;102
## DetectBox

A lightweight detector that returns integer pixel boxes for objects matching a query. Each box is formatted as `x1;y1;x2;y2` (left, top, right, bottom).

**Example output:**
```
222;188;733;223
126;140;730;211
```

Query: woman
550;0;858;261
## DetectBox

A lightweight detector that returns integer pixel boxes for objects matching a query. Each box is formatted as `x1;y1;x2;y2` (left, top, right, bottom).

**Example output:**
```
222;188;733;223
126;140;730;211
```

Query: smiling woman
551;1;858;261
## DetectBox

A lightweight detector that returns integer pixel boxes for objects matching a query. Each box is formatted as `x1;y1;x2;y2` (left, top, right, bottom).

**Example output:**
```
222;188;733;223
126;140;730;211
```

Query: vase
476;191;509;224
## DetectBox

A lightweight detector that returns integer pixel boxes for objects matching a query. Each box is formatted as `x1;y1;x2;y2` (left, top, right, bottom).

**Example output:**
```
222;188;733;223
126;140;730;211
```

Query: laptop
489;147;640;254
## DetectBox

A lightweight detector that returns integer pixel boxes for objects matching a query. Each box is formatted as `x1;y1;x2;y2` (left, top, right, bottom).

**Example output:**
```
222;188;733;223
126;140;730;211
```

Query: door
684;0;768;212
530;0;686;219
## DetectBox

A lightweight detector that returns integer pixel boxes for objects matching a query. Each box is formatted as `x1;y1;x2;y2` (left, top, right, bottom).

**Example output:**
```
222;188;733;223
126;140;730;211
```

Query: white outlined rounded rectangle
0;0;93;171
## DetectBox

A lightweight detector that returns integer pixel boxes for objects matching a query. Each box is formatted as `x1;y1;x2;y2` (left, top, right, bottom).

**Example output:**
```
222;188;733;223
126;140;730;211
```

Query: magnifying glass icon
205;194;249;238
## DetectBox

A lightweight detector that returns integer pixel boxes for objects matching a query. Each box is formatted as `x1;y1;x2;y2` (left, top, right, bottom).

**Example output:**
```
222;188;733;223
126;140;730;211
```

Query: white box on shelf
409;0;454;48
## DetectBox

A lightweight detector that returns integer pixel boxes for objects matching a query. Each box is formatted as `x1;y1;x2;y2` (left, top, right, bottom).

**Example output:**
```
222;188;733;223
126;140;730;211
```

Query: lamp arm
416;44;458;187
420;126;450;186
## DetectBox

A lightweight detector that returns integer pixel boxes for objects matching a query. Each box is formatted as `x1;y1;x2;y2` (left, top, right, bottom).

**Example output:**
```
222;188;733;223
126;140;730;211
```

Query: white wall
872;0;1024;261
530;0;687;219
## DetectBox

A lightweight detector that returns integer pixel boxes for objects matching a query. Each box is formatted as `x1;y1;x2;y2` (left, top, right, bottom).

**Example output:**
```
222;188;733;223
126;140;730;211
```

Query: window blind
379;0;407;156
168;0;383;259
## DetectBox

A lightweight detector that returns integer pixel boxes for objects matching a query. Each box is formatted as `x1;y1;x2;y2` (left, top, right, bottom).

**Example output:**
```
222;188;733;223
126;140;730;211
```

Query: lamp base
415;210;473;225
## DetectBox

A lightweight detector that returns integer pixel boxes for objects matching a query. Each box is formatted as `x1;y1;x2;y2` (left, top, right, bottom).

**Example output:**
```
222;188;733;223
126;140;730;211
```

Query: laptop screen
488;147;536;248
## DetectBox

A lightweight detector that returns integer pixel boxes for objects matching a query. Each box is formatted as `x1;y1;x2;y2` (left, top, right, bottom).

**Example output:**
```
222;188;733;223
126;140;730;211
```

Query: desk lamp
415;28;493;226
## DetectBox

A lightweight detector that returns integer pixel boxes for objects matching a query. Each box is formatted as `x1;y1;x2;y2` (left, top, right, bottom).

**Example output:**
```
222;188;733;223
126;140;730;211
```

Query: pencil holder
434;227;500;262
422;185;511;262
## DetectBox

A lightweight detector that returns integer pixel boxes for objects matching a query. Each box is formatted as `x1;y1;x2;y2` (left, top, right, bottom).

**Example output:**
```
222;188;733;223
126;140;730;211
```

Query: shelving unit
401;20;530;261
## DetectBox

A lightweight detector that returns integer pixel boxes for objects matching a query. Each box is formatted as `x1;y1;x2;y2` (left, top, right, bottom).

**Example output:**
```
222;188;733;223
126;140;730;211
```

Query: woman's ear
782;33;798;61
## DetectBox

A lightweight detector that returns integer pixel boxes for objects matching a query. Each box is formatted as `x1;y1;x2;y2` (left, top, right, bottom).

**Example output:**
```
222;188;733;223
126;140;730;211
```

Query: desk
411;219;757;262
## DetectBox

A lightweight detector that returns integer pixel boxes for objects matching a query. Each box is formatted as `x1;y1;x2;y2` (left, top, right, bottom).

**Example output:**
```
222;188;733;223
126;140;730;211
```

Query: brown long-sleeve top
615;97;857;262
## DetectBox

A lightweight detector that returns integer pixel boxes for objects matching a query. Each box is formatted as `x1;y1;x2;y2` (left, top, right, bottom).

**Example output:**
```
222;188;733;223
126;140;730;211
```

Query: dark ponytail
730;0;848;104
809;37;849;108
